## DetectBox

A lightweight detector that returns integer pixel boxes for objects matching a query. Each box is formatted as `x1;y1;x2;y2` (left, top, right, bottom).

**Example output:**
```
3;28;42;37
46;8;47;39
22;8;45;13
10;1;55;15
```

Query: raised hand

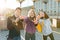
19;16;26;19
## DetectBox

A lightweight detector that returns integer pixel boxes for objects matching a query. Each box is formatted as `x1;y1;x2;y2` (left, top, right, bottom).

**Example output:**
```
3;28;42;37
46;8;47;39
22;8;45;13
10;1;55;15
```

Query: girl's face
39;11;45;18
30;11;35;17
29;9;35;17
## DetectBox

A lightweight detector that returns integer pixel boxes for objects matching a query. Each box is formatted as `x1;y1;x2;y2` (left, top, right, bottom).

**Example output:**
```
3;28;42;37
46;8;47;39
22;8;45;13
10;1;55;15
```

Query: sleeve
35;24;38;26
7;17;14;30
49;19;52;26
24;18;28;23
34;20;38;26
39;19;44;27
39;19;43;23
17;19;23;24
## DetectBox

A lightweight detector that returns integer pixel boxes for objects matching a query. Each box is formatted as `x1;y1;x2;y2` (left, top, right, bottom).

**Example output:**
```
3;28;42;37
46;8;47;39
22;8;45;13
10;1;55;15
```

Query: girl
38;11;54;40
24;8;37;40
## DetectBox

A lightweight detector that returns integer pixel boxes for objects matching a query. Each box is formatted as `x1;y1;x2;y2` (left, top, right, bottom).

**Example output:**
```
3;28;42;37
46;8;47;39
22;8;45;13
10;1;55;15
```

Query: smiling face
39;11;45;17
38;11;45;19
15;8;21;17
39;11;49;19
28;9;35;18
30;11;35;18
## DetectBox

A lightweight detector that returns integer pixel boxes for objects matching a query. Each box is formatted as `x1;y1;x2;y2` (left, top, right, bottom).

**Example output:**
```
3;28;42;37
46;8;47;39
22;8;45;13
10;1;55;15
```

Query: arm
40;20;44;27
23;21;27;30
22;18;28;30
7;17;14;30
48;19;52;27
14;16;25;23
33;15;42;24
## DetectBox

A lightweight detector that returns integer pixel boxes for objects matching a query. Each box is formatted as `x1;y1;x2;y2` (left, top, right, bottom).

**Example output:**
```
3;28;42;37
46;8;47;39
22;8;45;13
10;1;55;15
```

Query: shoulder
45;18;50;21
39;19;44;23
46;19;51;24
7;15;14;20
24;17;29;20
24;17;28;21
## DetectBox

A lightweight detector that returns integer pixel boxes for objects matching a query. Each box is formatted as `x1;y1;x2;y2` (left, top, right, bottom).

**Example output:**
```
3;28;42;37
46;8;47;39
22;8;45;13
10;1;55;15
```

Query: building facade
34;0;59;16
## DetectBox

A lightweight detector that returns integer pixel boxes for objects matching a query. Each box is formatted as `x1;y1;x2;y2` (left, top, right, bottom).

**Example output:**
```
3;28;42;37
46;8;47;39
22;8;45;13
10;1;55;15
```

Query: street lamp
17;0;24;7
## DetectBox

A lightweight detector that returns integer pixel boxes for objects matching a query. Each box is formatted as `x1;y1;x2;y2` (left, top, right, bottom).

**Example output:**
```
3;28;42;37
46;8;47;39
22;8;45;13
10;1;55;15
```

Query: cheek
19;11;21;13
41;13;44;17
42;14;44;17
17;10;21;13
15;11;17;13
18;11;20;13
30;13;33;16
32;14;34;16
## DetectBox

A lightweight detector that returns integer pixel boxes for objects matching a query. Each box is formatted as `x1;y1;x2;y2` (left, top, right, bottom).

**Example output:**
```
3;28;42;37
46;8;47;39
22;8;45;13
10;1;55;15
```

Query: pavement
0;28;60;40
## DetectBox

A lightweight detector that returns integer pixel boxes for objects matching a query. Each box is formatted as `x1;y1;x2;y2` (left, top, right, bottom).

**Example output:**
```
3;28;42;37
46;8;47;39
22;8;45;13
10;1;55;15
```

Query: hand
36;15;40;20
19;16;25;19
33;20;38;24
15;18;19;23
12;20;18;26
15;23;18;26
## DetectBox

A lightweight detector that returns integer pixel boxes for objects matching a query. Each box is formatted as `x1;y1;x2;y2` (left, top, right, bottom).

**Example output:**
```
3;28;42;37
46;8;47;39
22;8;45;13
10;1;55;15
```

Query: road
0;30;60;40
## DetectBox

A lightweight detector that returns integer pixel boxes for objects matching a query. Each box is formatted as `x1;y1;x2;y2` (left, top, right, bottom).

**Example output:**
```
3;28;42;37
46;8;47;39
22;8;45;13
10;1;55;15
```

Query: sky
0;0;33;9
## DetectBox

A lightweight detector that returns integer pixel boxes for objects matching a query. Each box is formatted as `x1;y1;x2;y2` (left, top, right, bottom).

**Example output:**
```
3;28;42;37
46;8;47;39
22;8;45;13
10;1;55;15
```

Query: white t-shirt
39;19;52;36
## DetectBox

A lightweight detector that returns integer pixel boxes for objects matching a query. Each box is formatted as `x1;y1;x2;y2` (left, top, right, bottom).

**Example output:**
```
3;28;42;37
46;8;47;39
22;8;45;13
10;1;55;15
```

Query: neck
14;14;19;18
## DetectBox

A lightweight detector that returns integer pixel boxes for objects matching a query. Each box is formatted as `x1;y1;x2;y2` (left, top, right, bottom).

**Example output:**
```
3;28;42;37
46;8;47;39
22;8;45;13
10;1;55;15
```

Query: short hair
15;7;21;10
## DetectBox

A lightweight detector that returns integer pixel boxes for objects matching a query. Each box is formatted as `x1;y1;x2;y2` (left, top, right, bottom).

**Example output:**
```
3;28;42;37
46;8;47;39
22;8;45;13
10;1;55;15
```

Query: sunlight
0;0;33;20
0;0;33;9
6;0;33;9
0;0;6;10
6;0;20;9
21;0;33;8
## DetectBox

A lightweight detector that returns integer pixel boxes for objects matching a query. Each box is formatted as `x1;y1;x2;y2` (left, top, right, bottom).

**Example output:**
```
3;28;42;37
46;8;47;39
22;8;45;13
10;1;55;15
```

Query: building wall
34;0;59;16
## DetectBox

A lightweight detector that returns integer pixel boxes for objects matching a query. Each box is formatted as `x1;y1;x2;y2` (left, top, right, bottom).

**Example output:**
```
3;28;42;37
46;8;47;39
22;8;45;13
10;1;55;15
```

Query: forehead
40;11;44;14
15;9;21;11
39;11;44;15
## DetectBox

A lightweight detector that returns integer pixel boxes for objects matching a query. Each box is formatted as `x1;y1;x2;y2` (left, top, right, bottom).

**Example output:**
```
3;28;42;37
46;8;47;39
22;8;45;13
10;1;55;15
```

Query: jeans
25;32;35;40
13;36;21;40
43;33;54;40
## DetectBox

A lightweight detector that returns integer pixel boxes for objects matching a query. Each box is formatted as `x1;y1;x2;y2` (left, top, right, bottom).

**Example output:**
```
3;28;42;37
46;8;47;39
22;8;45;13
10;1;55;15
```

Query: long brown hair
38;11;49;19
44;12;49;19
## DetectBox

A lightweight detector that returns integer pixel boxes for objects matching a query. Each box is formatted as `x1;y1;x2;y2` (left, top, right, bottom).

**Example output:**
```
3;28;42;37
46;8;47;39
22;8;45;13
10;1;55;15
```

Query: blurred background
0;0;60;30
0;0;60;40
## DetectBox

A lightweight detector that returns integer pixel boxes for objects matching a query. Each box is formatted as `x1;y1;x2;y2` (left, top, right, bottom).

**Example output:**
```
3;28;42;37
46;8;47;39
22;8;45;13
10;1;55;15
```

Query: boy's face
15;9;21;16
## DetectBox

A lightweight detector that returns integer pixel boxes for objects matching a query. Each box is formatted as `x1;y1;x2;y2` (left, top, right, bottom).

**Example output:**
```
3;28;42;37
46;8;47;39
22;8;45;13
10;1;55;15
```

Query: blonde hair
28;8;35;17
